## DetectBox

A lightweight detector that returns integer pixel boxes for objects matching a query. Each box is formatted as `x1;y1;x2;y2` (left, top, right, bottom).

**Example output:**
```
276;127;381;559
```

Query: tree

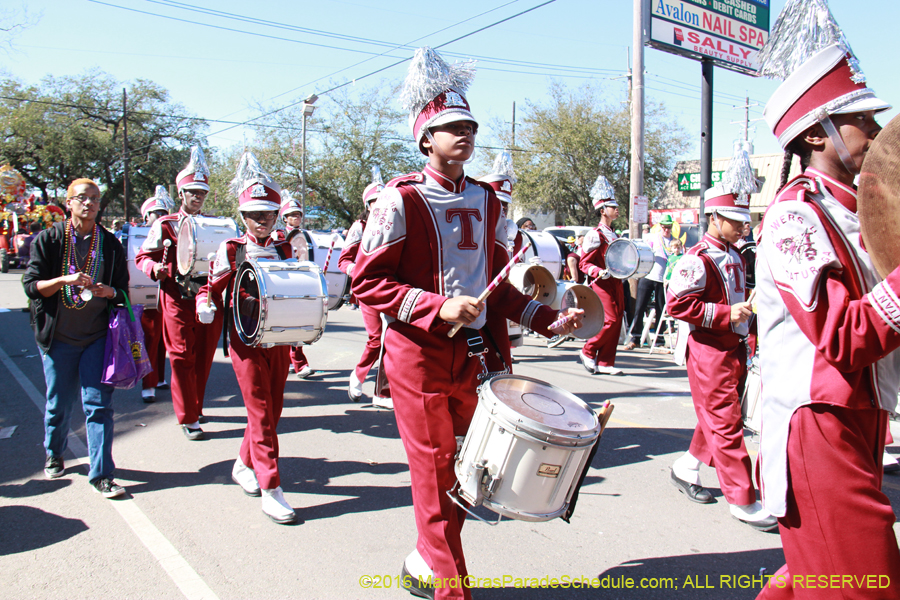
0;69;207;219
494;82;691;227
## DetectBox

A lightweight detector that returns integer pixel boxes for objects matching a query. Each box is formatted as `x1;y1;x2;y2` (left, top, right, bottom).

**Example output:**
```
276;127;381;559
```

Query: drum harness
461;326;510;383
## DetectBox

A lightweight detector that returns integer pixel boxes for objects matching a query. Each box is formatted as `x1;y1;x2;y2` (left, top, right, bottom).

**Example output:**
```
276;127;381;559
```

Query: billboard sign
677;170;724;191
646;0;770;75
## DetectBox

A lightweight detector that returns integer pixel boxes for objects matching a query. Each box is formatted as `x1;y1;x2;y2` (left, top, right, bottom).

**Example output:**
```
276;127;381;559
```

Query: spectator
22;178;130;499
516;217;537;231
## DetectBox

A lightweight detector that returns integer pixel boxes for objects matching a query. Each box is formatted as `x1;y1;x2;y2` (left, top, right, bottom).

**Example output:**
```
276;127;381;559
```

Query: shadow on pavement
0;505;88;556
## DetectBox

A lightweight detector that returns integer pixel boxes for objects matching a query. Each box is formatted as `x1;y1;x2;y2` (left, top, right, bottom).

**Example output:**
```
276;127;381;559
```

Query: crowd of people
18;9;900;598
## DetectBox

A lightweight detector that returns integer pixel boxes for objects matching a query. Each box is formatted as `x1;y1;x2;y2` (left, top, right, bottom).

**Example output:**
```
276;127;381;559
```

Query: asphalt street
1;269;899;600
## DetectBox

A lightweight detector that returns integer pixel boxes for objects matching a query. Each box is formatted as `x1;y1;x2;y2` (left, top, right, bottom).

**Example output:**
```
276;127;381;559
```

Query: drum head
286;229;310;261
559;283;603;340
176;218;196;275
739;242;757;289
233;262;263;345
487;376;598;442
605;239;636;279
859;114;900;279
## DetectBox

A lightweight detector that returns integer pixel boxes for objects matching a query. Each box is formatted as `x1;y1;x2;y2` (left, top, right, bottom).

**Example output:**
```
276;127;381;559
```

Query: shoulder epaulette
386;172;425;188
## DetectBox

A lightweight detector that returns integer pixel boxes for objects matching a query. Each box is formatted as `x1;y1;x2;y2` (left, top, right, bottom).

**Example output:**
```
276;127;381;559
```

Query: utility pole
699;60;713;233
122;88;129;223
629;0;646;241
511;101;516;149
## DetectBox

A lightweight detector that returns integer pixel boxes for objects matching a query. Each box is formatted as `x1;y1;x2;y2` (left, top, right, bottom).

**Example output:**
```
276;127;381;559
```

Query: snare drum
521;231;564;279
232;259;329;347
123;225;159;308
741;355;761;434
549;281;604;339
605;238;654;279
508;263;557;306
177;216;240;276
455;375;600;522
306;231;350;311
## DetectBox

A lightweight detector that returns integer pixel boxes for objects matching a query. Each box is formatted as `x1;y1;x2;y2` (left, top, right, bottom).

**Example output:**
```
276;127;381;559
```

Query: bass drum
301;231;350;311
177;216;240;276
521;230;563;279
605;238;654;280
123;225;159;308
549;281;604;340
232;259;329;347
455;375;600;522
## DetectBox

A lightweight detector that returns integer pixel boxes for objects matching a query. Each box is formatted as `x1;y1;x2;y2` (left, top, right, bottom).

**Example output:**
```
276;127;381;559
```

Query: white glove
595;268;611;280
528;256;543;265
346;263;354;277
197;303;217;324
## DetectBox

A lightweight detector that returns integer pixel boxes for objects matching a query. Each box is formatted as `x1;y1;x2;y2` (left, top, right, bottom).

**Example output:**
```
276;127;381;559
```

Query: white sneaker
261;486;297;524
296;365;313;379
141;388;155;403
884;451;900;473
730;501;778;532
372;396;393;410
595;365;623;376
232;457;260;497
579;352;597;374
348;371;363;403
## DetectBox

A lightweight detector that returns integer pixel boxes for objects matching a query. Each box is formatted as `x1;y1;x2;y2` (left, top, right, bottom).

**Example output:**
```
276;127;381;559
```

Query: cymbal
859;114;900;279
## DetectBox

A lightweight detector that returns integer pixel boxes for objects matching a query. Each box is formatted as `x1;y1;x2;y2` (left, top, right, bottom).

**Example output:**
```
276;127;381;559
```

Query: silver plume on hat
757;0;864;83
184;145;211;178
229;151;278;197
399;47;476;116
371;166;384;186
153;185;176;213
280;188;295;204
491;150;517;184
590;175;615;203
721;141;760;203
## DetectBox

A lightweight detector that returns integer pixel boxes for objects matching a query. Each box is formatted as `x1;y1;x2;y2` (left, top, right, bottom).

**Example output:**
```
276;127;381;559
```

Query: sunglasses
244;211;277;222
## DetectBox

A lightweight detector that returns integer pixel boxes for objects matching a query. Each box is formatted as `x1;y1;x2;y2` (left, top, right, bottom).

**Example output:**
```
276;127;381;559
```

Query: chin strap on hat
815;108;859;177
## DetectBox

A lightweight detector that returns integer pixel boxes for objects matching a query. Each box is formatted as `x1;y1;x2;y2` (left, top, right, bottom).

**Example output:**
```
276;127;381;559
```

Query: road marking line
0;344;220;600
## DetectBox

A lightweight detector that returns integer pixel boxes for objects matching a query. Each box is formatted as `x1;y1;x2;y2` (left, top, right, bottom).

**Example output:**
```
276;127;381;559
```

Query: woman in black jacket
22;178;130;498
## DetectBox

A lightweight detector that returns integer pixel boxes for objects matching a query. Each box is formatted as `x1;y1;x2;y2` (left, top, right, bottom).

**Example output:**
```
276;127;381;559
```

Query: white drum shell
233;259;329;347
177;216;240;276
605;238;654;279
306;231;350;311
125;226;159;308
521;231;564;279
507;263;557;306
507;320;523;348
455;376;599;522
741;357;761;434
549;282;604;340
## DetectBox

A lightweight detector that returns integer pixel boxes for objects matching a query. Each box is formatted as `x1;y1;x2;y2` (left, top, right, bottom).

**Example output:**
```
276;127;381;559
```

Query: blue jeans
42;336;115;483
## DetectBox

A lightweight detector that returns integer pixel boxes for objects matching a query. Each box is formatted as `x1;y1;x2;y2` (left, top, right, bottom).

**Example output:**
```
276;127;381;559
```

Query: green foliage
488;82;691;228
0;69;207;220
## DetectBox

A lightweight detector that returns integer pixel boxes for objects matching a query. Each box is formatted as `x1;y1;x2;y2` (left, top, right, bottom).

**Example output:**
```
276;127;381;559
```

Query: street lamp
301;93;318;229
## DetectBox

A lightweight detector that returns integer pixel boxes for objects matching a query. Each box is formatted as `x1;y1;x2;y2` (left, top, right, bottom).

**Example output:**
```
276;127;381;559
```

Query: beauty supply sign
646;0;770;75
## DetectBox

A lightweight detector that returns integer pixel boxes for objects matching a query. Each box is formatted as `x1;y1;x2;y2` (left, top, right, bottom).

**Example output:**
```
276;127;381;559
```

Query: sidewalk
0;270;28;311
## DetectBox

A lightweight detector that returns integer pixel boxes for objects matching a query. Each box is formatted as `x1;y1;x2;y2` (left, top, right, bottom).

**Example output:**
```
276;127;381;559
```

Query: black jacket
22;221;129;352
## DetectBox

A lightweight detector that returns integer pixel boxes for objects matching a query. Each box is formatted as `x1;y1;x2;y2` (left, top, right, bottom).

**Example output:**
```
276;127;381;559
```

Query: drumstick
549;312;575;330
322;236;337;274
447;240;532;338
161;239;172;264
205;252;217;308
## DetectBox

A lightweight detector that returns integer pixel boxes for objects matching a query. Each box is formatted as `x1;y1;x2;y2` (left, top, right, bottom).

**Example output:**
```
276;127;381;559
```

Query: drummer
137;187;174;403
624;215;673;351
196;151;297;525
339;171;392;408
272;195;313;380
351;47;583;600
136;146;223;441
578;175;625;375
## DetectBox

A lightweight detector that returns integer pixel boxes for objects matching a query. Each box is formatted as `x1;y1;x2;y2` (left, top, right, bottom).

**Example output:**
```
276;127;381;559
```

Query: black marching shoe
400;563;434;600
181;425;205;441
670;469;713;504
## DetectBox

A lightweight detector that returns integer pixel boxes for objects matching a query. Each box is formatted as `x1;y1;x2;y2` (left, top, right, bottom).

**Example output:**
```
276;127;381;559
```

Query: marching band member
753;2;900;592
196;152;297;525
138;186;175;403
136;146;223;441
624;215;674;350
273;194;313;380
339;168;392;408
352;47;582;600
578;175;624;375
666;186;776;532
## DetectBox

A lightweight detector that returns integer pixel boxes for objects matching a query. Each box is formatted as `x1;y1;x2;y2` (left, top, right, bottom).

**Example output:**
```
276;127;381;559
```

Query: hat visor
180;182;210;192
707;208;751;223
240;200;280;213
831;94;892;116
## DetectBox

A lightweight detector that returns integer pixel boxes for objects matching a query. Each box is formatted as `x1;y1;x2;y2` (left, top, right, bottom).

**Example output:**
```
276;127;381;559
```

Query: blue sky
4;0;897;163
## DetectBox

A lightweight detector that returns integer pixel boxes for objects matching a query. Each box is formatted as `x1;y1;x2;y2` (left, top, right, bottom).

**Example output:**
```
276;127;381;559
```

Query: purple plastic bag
101;298;152;389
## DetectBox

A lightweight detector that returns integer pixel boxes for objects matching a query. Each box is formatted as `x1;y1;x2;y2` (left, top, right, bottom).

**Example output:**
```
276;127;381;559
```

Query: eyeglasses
69;194;99;204
244;211;277;222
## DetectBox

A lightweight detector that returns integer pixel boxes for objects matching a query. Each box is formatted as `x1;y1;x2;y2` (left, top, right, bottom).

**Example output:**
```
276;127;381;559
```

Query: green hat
658;214;675;226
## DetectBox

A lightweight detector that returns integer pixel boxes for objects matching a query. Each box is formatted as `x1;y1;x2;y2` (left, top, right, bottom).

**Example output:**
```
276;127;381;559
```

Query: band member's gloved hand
595;268;611;280
197;303;217;324
550;307;585;335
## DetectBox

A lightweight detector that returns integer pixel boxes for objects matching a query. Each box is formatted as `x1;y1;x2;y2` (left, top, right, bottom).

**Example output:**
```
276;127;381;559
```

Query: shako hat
478;150;516;204
230;151;281;212
176;146;211;192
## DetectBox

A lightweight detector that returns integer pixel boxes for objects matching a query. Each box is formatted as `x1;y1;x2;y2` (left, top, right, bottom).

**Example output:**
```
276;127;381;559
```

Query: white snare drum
285;228;311;262
177;216;240;276
508;263;557;306
455;375;600;522
123;225;159;308
521;231;564;279
549;281;604;340
305;231;350;311
232;259;329;347
741;355;761;434
605;238;654;279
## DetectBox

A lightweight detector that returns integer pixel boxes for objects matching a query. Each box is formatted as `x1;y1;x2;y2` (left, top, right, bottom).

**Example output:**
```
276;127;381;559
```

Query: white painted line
0;343;220;600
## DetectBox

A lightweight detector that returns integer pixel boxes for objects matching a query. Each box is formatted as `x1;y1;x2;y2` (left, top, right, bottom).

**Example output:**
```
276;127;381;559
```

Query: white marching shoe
261;487;297;524
232;457;260;497
296;365;313;379
348;371;363;402
730;501;778;532
595;365;624;376
372;395;393;410
579;352;597;374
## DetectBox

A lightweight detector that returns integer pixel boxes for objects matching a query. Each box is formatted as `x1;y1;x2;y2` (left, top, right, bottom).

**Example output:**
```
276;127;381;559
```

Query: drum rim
233;259;268;346
176;216;198;276
520;230;563;279
481;374;600;446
